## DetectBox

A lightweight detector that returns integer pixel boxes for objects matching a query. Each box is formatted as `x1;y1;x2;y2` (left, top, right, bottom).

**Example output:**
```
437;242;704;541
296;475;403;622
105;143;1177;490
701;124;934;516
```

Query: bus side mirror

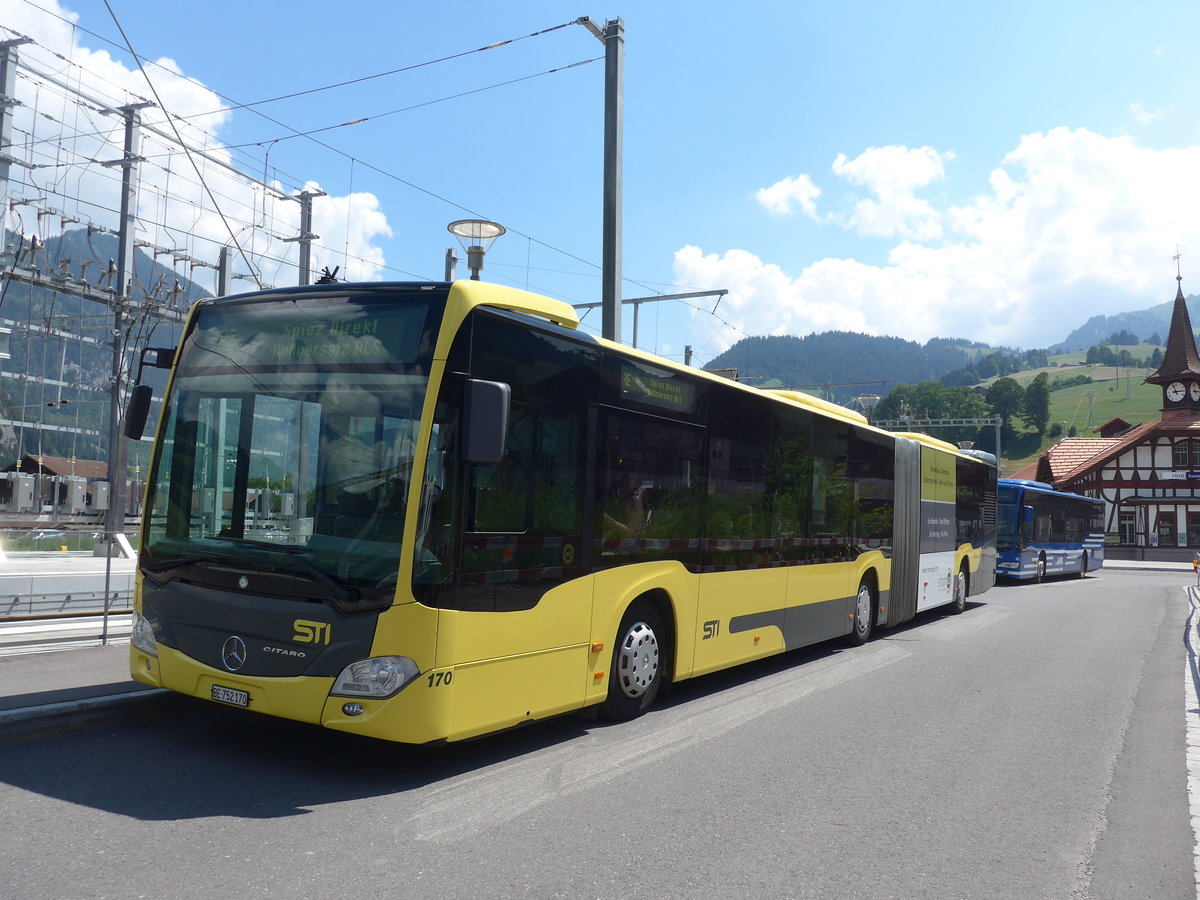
123;346;177;440
123;384;153;439
463;379;510;463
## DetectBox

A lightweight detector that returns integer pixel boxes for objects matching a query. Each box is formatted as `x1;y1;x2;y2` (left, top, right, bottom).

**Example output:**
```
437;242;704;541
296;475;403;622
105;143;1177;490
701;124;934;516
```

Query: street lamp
855;394;881;422
447;219;505;280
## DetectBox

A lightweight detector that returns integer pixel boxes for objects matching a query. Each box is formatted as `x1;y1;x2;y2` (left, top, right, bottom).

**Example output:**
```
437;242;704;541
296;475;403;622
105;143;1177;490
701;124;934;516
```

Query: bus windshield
140;289;444;610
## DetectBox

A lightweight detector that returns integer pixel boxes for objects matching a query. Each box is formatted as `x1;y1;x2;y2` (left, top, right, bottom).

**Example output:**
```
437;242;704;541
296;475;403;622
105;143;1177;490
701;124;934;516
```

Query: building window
1174;439;1200;468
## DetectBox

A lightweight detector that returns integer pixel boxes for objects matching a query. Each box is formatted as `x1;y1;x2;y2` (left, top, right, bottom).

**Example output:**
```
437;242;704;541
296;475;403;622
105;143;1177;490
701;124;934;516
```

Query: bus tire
601;602;663;721
1034;553;1047;584
846;578;875;646
947;565;968;615
1075;551;1088;578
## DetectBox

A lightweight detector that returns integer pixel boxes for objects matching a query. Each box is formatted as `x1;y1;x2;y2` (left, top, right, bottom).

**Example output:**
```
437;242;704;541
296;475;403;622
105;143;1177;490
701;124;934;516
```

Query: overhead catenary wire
4;10;744;359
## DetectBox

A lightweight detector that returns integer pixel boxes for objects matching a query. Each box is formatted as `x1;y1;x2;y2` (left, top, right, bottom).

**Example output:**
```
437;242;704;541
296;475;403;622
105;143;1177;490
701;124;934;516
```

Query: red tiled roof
1039;437;1119;482
1052;419;1169;485
1007;460;1040;480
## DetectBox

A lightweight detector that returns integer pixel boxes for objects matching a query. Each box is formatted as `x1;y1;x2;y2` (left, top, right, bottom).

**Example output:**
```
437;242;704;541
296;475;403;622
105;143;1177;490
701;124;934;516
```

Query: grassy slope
992;350;1162;474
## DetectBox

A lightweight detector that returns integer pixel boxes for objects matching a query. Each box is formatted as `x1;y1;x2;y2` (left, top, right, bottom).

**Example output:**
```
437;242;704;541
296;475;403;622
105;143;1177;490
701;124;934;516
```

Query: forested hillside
702;332;999;403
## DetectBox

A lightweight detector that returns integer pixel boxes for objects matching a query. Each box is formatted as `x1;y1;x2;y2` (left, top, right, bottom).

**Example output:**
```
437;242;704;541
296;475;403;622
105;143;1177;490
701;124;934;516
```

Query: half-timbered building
1030;276;1200;550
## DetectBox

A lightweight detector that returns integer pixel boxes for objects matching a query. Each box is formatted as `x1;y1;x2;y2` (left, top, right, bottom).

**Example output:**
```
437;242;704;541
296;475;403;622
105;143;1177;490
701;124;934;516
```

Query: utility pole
578;17;623;343
284;189;324;285
103;101;152;551
0;38;33;199
0;38;29;365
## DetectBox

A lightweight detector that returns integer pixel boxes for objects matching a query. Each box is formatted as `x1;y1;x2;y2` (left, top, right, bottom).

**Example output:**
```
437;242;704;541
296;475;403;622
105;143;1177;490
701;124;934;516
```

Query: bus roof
998;477;1102;503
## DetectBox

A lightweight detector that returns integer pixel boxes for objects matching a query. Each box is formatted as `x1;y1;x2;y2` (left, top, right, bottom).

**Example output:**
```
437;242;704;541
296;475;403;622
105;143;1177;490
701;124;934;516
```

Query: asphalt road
0;569;1192;899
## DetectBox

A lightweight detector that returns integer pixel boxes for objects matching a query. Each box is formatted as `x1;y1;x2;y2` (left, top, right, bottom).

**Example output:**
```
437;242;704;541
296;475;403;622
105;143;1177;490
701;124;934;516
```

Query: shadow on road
0;601;985;821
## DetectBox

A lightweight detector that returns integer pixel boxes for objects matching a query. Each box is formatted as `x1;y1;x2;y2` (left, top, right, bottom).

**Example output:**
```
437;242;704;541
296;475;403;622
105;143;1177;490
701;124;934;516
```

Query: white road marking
405;642;911;843
1184;585;1200;899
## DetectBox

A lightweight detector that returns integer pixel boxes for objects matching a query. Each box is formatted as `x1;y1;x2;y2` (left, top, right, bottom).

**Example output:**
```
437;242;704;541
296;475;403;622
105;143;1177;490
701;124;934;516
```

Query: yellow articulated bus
126;280;997;744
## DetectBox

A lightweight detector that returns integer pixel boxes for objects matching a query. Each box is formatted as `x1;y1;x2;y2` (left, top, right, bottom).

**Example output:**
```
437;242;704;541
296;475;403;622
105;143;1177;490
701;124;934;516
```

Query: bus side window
1020;506;1034;548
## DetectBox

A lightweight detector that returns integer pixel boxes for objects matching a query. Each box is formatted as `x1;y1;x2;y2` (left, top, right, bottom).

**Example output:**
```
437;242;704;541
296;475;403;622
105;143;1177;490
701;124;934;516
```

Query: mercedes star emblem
221;635;247;671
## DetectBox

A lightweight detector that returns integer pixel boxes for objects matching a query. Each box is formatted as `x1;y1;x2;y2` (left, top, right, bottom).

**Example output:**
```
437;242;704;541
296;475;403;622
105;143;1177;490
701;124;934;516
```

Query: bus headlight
131;613;158;658
331;656;420;699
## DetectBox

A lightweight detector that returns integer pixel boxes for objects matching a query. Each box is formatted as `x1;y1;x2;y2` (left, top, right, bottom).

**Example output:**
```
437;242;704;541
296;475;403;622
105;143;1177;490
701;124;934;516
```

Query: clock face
1190;383;1200;402
1168;381;1186;402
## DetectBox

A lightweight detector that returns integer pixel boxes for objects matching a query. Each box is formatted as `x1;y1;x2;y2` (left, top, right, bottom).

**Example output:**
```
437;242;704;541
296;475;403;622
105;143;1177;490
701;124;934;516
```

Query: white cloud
0;0;392;292
755;174;821;218
680;128;1200;351
1129;101;1164;126
831;145;953;241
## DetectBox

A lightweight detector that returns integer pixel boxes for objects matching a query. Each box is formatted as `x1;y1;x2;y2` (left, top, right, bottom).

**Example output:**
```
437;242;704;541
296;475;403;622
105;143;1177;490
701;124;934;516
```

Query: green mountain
702;332;998;404
1048;295;1198;353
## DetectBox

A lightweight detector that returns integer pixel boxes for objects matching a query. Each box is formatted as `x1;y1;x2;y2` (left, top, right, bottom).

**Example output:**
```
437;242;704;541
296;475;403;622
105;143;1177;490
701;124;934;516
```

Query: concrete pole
294;190;323;285
217;245;231;297
0;39;32;201
298;192;315;285
106;102;151;548
600;18;624;343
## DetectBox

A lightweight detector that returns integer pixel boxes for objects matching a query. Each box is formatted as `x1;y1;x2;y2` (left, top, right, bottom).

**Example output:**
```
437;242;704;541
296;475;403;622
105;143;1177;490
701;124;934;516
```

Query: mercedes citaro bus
127;280;997;743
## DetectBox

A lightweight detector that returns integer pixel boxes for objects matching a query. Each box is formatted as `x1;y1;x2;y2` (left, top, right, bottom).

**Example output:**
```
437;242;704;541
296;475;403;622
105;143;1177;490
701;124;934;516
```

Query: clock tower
1145;274;1200;412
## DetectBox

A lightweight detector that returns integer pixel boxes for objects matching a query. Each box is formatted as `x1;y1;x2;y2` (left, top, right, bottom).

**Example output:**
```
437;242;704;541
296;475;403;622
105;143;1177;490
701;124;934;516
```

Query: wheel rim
1037;558;1045;579
955;571;967;606
617;621;659;698
855;584;872;634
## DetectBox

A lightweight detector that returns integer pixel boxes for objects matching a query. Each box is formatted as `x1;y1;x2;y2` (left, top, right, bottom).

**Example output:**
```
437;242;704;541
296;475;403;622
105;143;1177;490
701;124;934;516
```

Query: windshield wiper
142;555;215;573
209;536;361;604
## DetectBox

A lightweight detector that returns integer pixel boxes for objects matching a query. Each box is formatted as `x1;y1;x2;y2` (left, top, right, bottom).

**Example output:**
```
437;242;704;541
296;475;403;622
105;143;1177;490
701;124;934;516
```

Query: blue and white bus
996;478;1104;582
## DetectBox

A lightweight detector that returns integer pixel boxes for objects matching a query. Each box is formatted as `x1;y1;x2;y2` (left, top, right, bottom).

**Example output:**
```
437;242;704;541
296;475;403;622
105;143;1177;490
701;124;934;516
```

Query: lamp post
447;219;506;280
855;394;881;422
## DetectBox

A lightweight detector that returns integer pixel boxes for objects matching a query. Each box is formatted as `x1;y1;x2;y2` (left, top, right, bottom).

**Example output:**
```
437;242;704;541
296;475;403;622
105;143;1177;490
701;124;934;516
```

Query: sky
4;0;1200;367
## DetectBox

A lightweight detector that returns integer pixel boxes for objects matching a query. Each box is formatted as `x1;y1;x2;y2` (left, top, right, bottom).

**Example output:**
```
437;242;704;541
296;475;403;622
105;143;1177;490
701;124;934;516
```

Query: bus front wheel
601;602;663;721
1034;554;1047;584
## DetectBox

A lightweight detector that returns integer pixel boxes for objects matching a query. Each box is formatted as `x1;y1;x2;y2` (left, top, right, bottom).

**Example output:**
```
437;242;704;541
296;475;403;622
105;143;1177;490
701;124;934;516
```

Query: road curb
0;689;190;745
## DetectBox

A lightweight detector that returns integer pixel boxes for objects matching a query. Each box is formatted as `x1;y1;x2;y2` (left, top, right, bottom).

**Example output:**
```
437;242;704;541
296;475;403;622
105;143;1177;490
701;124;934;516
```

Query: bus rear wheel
1074;551;1088;578
846;579;875;646
947;565;968;615
601;602;663;721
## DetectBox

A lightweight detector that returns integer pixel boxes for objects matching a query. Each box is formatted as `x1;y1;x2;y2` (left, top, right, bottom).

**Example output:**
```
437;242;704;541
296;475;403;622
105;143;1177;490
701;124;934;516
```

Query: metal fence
1;590;133;619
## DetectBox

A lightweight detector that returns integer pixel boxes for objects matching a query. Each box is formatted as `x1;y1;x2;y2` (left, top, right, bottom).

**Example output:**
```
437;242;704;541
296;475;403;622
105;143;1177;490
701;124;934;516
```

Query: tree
1108;328;1139;345
987;377;1025;431
1023;372;1051;435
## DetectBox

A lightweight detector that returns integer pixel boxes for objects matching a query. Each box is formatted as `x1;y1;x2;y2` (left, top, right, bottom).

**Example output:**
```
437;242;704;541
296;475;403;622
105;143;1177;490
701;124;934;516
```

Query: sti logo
293;619;332;645
702;620;720;640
